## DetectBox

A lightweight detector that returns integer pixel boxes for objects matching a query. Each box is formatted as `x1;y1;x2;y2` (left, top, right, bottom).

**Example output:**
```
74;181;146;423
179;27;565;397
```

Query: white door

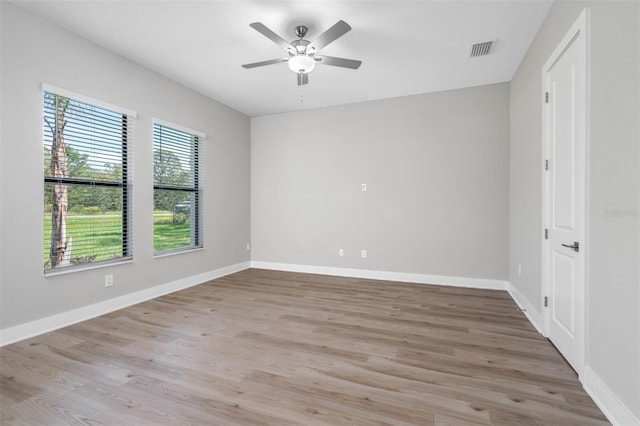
542;10;588;374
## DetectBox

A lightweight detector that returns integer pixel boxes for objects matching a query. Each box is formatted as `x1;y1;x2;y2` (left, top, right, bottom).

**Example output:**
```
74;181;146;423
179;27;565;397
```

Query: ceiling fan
242;20;362;86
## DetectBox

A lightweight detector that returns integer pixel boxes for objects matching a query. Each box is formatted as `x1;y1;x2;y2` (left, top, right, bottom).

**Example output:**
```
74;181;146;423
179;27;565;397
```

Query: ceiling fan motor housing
290;39;313;55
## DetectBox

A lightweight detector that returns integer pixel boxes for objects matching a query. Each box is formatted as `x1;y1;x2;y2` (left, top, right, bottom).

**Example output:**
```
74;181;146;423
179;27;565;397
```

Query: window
153;122;202;254
43;89;132;272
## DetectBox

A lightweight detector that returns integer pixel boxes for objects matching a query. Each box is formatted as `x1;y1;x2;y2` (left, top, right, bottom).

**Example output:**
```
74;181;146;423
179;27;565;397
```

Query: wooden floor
1;269;608;425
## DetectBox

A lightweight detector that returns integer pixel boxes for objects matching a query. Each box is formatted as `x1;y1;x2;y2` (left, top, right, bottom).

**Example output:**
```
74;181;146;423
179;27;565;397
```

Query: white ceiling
14;0;552;117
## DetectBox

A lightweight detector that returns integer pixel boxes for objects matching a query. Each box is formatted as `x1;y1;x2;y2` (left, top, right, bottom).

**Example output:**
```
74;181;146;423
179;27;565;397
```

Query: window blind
43;91;131;271
153;122;201;253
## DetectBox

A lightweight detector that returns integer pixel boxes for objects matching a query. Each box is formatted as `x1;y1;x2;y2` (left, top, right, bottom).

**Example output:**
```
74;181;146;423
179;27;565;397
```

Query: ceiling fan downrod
294;25;308;39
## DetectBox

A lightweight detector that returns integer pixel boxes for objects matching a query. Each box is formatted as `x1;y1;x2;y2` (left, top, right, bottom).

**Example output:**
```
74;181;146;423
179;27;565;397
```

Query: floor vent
470;41;494;57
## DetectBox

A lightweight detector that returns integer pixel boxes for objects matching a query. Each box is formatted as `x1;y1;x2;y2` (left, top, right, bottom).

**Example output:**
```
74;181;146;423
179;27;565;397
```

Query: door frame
541;8;590;376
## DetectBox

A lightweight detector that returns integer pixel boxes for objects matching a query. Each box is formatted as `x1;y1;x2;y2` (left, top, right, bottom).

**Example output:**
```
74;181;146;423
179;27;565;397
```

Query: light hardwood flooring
0;269;608;425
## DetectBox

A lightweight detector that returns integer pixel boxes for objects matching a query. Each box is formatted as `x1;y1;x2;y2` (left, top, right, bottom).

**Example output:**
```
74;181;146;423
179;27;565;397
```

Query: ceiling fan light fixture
288;55;315;74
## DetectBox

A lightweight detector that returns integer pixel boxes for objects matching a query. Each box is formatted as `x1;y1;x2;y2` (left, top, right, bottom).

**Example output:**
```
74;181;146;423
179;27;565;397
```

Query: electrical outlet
361;249;367;259
339;248;344;257
246;242;251;251
518;264;522;276
104;274;114;288
361;183;367;192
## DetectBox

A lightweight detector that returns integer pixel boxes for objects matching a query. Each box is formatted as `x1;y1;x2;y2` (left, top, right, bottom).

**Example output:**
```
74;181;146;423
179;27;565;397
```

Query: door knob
561;241;580;252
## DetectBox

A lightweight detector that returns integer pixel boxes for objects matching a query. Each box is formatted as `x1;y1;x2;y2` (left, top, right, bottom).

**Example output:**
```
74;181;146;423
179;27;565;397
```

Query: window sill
44;257;133;277
154;246;204;259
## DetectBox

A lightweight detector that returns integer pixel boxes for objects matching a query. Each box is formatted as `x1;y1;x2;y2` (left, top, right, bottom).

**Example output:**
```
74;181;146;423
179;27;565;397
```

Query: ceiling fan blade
308;20;351;51
297;73;309;86
315;55;362;69
242;58;288;69
249;22;294;53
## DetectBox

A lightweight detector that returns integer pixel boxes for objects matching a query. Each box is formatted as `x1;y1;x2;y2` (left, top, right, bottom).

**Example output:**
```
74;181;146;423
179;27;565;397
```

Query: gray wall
252;83;510;280
510;0;639;418
0;2;251;329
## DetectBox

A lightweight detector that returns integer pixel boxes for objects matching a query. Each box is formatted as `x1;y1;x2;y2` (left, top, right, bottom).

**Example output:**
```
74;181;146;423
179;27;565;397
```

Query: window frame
42;84;136;275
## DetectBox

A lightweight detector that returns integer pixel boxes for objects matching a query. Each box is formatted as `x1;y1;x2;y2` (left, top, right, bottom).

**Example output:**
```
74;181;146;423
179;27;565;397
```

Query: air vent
470;41;494;57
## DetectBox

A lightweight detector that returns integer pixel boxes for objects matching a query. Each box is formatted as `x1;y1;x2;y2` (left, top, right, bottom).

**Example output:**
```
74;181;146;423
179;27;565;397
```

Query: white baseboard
507;283;544;334
0;261;507;346
582;366;640;426
250;261;509;290
0;261;250;347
